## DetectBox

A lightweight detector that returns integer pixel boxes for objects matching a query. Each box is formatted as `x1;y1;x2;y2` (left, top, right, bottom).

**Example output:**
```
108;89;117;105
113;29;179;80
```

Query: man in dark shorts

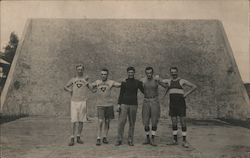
115;66;144;146
163;67;197;148
141;67;166;146
89;68;121;146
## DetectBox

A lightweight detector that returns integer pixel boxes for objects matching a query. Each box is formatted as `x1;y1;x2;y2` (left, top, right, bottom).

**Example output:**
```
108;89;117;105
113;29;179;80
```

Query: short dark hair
145;66;154;73
101;68;109;74
127;66;135;72
170;67;178;72
76;64;84;70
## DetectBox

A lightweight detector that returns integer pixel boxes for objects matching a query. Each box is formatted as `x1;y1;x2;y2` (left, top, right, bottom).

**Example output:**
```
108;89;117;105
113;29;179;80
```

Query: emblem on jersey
75;80;84;88
76;84;83;88
100;87;107;92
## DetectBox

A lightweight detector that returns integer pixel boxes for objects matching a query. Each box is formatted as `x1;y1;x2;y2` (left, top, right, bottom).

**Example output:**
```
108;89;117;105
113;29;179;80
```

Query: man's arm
87;81;97;93
182;79;197;98
154;75;168;88
138;80;144;94
118;82;125;105
64;79;73;92
112;81;121;88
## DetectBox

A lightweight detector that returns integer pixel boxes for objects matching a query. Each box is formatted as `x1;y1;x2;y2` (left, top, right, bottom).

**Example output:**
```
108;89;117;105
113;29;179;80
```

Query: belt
144;96;158;99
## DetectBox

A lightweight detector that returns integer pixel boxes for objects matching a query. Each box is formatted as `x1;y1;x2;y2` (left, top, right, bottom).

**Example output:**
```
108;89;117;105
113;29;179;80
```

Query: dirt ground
1;115;250;158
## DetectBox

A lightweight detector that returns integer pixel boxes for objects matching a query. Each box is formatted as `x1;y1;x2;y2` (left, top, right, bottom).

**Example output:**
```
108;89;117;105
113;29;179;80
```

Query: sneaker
167;139;178;145
76;136;84;144
68;137;74;146
150;137;157;146
115;140;122;146
96;139;101;146
143;137;150;145
128;141;134;146
182;141;189;148
102;137;109;144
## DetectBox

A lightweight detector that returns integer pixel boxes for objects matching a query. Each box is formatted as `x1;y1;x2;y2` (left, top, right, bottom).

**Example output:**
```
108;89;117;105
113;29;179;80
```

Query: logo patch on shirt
75;80;85;88
100;87;107;92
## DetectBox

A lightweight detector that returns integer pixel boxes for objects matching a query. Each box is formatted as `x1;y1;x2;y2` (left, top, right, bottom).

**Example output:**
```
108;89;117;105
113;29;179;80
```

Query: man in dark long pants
115;66;144;146
163;67;197;148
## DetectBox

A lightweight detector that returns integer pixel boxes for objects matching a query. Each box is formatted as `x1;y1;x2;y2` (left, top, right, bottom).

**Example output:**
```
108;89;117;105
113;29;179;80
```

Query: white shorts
71;101;87;123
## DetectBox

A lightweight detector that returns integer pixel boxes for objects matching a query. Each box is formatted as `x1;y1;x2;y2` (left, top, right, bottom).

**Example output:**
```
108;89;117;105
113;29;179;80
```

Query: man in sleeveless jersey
89;68;121;146
115;66;144;146
64;64;91;146
141;67;167;146
163;67;197;148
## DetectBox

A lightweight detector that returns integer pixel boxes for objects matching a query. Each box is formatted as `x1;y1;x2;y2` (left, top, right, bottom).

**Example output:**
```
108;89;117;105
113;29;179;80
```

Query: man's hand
154;75;160;81
116;104;121;113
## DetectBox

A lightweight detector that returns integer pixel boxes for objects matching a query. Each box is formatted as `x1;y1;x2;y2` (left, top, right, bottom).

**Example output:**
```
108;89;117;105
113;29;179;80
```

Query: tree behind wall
0;32;19;90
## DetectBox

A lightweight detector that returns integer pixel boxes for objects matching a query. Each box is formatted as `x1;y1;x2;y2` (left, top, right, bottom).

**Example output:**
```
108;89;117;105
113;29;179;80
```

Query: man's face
145;69;153;79
101;71;108;81
76;66;84;76
127;70;135;79
170;69;178;79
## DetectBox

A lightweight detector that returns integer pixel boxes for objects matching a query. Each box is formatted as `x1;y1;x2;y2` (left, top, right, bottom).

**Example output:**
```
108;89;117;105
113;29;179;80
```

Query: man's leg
180;116;188;148
69;101;77;146
142;100;150;145
103;106;114;144
116;104;128;146
69;122;77;146
96;107;104;146
150;99;160;146
76;122;84;144
128;105;138;146
171;116;178;145
103;118;110;144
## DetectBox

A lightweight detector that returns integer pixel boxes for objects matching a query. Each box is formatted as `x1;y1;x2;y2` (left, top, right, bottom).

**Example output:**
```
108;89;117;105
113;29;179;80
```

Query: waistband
144;96;158;99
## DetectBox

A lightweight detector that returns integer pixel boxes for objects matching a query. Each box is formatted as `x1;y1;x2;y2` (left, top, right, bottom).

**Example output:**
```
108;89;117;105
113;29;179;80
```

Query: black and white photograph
0;0;250;157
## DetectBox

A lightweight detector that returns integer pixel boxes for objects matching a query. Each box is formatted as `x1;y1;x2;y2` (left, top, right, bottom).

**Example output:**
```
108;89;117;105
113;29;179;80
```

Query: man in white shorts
64;64;91;146
89;68;121;146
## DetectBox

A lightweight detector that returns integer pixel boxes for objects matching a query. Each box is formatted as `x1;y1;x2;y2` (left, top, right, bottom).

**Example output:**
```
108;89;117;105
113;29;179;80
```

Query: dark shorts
97;106;114;120
142;97;160;127
169;94;186;117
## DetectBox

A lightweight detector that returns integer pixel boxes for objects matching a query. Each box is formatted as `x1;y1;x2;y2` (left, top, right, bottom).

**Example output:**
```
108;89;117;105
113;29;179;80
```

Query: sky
0;0;249;82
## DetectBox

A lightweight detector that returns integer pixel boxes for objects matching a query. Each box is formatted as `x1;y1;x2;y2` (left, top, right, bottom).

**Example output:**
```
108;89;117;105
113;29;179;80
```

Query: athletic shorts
169;94;186;117
142;97;160;127
97;106;114;120
71;101;87;123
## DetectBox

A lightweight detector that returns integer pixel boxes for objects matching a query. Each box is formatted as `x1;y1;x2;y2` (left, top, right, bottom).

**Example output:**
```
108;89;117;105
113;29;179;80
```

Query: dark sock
174;135;177;142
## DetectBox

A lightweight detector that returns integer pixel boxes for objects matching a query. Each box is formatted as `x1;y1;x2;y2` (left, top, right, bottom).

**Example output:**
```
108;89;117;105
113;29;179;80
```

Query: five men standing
64;64;197;148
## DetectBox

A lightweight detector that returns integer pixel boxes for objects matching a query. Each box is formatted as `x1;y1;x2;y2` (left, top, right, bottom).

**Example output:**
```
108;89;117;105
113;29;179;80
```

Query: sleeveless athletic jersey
92;80;117;107
67;77;89;102
141;77;159;98
168;78;185;95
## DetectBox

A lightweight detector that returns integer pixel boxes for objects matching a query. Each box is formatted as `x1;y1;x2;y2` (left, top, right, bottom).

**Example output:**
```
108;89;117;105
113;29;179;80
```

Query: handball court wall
1;19;250;120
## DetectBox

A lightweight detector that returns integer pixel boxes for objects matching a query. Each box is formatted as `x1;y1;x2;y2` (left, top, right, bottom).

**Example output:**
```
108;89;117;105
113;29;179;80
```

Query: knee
182;126;187;131
144;126;150;131
98;119;104;124
152;126;157;131
172;124;178;131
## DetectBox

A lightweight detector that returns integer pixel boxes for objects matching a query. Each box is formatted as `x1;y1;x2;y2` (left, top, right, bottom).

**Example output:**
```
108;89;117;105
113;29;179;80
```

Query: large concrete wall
1;19;250;119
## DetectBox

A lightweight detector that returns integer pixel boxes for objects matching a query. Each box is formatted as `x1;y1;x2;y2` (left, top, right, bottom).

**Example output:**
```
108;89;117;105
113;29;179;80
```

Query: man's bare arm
182;80;197;98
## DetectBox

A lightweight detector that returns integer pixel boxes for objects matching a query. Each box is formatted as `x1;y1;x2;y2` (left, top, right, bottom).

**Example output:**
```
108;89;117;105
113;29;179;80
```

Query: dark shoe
150;137;157;146
128;141;134;146
102;137;109;144
76;136;84;144
96;139;101;146
182;141;189;148
115;140;122;146
143;137;150;145
167;139;178;145
68;137;74;146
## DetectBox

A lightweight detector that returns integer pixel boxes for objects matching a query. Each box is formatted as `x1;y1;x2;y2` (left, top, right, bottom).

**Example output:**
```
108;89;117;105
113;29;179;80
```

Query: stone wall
2;19;250;119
